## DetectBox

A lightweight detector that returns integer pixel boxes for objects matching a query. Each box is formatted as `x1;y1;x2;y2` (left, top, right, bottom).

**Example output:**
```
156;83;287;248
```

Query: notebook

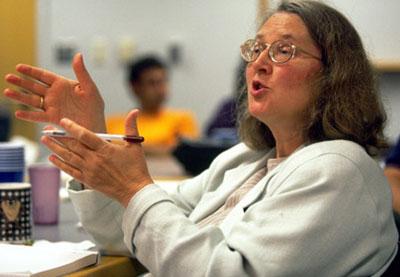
0;243;99;276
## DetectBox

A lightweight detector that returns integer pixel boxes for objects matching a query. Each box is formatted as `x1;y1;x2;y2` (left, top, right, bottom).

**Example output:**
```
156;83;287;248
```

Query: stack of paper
0;242;99;276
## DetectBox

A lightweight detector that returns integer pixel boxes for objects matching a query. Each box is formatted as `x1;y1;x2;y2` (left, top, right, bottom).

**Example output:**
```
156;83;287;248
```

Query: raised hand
4;53;106;133
41;109;153;207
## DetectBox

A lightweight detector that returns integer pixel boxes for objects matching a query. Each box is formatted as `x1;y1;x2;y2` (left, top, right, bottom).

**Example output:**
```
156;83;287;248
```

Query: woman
4;1;398;276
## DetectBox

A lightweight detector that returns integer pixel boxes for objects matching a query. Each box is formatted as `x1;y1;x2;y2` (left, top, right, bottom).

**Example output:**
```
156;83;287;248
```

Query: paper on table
33;240;96;251
0;242;99;277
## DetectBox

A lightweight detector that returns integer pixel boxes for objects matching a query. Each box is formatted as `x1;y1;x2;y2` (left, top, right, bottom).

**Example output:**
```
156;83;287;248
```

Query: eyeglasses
240;39;320;64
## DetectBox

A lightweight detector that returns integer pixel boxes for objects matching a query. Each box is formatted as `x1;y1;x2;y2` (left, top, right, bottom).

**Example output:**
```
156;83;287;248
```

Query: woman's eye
278;46;291;55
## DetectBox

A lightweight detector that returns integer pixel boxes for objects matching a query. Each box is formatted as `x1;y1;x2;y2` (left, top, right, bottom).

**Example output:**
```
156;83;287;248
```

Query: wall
0;0;36;140
323;0;400;143
380;73;400;143
37;0;400;142
321;0;400;61
37;0;258;135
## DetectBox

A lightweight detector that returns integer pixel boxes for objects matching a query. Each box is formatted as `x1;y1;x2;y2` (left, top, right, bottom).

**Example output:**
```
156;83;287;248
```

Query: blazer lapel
189;155;270;222
219;160;282;236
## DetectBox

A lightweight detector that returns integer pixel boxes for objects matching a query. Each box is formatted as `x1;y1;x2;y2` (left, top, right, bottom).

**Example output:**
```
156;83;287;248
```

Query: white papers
32;240;96;251
0;242;99;277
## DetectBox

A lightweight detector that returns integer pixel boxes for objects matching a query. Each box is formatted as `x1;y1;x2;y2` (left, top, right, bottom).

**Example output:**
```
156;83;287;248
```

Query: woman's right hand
42;109;153;207
3;53;107;133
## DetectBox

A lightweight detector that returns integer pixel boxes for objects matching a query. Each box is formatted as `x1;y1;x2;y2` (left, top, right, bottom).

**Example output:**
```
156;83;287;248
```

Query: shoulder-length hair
237;0;387;155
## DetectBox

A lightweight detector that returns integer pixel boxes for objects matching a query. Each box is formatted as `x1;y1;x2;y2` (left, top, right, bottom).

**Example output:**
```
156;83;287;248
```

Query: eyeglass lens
241;40;294;64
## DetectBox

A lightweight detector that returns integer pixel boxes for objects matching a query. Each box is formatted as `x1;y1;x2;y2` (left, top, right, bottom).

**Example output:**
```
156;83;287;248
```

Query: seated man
107;55;199;155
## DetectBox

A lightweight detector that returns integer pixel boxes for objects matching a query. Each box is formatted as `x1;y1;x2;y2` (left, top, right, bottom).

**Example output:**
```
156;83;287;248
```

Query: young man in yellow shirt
107;56;199;155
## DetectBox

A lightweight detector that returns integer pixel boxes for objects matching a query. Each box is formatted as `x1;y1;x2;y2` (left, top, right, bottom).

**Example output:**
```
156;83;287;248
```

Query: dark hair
237;0;387;155
127;55;167;83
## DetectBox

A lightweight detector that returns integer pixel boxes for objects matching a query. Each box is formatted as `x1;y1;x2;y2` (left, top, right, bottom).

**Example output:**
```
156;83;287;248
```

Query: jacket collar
189;148;275;222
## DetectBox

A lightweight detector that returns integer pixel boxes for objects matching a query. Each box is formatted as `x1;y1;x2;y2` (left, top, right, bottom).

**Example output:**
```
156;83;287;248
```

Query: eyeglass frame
240;39;321;64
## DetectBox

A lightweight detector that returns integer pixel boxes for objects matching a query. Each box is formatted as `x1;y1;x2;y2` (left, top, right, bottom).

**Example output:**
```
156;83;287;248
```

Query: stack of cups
0;142;25;183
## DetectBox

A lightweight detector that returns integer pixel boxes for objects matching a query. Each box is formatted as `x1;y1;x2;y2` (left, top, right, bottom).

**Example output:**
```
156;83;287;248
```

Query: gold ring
39;96;44;110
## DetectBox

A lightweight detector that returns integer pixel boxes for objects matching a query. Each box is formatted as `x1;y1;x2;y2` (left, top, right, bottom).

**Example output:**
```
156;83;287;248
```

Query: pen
42;130;145;143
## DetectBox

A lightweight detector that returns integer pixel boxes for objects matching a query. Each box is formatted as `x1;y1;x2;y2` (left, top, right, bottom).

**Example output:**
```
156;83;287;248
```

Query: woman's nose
250;49;272;74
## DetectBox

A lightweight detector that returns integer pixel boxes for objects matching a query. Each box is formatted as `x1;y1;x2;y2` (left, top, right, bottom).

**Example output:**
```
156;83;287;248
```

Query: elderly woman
4;0;398;276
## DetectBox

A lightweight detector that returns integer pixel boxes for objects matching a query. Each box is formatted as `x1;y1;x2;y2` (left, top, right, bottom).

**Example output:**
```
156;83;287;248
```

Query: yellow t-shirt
106;109;199;147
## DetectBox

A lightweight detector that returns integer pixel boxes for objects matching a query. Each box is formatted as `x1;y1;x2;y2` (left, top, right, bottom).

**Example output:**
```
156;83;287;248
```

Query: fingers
124;109;140;137
72;53;96;92
48;154;84;184
42;126;79;146
15;64;57;86
41;134;89;185
14;110;47;123
41;134;85;164
60;118;105;151
5;74;48;96
4;88;44;109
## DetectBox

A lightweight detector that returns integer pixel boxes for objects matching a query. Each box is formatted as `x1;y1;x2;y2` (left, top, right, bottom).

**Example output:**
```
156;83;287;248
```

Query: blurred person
384;136;400;276
385;137;400;215
107;55;199;155
205;60;246;143
4;1;398;276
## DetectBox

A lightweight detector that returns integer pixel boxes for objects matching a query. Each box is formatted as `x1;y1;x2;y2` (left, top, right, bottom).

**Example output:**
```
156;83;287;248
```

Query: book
0;243;99;276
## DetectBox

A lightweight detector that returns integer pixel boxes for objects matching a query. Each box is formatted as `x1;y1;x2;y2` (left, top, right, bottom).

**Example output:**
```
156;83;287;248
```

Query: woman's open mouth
251;80;269;96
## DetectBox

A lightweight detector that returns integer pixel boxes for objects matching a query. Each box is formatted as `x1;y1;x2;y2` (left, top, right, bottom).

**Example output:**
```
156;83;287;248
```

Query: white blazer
69;140;398;276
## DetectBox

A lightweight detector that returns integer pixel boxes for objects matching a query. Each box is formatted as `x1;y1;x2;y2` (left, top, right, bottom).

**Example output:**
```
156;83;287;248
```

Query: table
32;170;185;276
33;199;147;276
33;200;90;242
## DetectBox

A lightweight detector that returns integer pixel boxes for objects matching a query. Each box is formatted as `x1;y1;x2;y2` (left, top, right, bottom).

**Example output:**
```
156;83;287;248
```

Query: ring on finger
39;96;44;110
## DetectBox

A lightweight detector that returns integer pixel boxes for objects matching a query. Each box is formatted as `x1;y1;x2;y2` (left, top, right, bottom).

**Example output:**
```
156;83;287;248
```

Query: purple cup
28;164;60;225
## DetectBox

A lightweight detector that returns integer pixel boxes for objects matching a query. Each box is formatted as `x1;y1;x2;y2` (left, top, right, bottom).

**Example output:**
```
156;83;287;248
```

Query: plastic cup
28;164;60;225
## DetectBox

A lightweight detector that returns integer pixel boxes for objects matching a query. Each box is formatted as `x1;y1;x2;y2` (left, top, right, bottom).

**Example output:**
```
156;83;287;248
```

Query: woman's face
245;12;322;131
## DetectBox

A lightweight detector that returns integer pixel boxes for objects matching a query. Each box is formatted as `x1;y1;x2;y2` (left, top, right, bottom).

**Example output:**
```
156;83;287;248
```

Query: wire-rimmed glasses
240;39;320;64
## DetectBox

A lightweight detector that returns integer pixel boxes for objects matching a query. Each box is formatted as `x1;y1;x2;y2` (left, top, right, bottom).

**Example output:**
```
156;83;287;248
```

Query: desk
33;200;90;242
66;257;146;277
33;200;147;276
35;173;185;276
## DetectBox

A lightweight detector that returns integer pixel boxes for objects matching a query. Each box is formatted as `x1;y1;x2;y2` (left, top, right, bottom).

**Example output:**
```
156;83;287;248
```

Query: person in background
385;137;400;215
205;60;246;143
4;0;398;275
384;137;400;276
107;55;199;155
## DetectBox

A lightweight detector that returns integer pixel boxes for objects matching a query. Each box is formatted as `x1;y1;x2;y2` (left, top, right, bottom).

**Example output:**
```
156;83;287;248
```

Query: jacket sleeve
122;153;397;277
67;170;210;255
67;144;249;256
68;180;131;255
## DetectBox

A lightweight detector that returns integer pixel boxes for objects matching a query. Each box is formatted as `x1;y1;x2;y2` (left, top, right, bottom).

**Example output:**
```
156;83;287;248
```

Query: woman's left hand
41;109;153;207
